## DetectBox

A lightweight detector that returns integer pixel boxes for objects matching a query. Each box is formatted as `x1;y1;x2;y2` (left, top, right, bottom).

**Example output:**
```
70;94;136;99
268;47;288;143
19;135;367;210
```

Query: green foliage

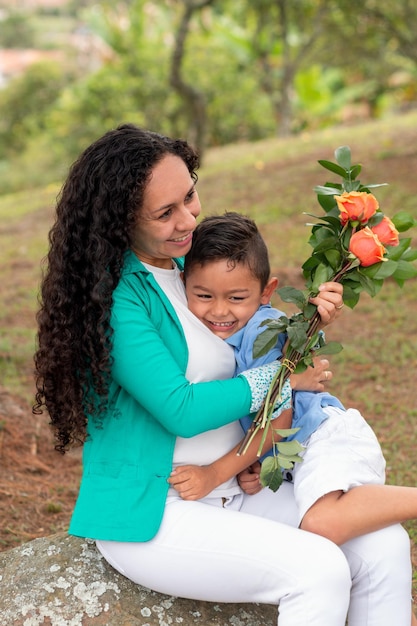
49;66;148;161
260;434;305;492
2;0;417;193
184;28;276;145
0;61;69;158
0;11;36;48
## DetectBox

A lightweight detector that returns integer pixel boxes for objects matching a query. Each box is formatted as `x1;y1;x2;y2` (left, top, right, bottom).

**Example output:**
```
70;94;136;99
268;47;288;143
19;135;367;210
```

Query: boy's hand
168;464;219;500
237;462;263;495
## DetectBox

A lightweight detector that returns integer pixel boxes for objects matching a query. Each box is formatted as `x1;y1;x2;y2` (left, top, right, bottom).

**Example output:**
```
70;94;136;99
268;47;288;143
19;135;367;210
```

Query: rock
0;532;278;625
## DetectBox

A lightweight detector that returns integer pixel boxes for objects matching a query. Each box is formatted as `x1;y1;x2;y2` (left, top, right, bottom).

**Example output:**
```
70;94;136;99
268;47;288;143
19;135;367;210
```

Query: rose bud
335;191;379;226
371;216;399;246
349;227;387;267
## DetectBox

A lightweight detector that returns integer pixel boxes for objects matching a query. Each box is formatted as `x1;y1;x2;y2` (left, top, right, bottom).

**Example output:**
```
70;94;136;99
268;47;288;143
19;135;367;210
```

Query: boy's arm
168;407;293;500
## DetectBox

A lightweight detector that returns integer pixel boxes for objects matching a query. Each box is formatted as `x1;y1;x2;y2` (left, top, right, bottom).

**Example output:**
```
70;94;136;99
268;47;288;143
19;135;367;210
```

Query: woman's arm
111;291;251;437
168;408;293;500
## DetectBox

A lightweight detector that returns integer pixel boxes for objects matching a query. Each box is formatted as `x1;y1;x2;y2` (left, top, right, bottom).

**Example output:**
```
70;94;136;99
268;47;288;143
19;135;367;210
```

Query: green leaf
273;427;300;438
317;193;337;212
302;256;320;273
258;317;289;332
287;321;310;351
355;273;383;297
350;164;362;179
277;286;307;308
335;145;352;170
311;263;333;292
293;361;308;374
260;456;284;492
392;259;417;281
276;439;304;456
313;341;343;356
345;179;362;192
318;159;348;178
402;248;417;262
304;332;321;353
308;215;343;235
391;211;416;232
367;212;384;228
253;327;281;359
276;455;296;469
324;248;342;270
311;234;341;253
342;226;354;249
340;283;360;309
360;183;388;190
302;302;317;320
364;259;397;280
314;184;343;196
386;237;411;261
343;267;362;283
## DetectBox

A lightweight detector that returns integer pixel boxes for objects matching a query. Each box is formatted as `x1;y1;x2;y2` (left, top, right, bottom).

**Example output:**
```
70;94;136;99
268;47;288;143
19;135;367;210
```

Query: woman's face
131;154;201;269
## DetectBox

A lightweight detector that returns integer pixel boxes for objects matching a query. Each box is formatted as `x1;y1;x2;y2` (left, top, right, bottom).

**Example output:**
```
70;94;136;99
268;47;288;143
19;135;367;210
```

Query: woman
33;124;413;626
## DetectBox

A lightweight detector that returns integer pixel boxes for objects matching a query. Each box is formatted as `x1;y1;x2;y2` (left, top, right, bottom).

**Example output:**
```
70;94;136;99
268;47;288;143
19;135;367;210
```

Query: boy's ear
260;276;278;304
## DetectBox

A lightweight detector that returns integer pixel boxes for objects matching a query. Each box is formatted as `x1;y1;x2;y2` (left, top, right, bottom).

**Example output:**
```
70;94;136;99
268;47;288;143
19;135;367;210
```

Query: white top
143;263;242;497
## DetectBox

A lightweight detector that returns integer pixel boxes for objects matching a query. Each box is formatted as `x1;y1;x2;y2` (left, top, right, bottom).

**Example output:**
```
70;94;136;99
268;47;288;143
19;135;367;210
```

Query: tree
169;0;217;157
308;0;417;118
364;0;417;66
220;0;330;137
0;61;68;157
0;11;36;48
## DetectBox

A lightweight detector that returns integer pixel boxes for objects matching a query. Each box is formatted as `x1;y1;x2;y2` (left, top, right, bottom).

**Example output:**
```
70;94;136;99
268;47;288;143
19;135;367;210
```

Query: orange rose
349;227;387;267
371;216;399;246
335;191;379;226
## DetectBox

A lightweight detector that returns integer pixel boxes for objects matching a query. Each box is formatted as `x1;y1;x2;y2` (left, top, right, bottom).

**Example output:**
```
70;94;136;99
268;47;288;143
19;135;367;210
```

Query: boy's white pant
96;481;412;626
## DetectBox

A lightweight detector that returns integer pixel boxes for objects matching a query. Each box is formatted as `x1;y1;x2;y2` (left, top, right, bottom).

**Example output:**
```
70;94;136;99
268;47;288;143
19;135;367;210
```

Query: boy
169;212;417;546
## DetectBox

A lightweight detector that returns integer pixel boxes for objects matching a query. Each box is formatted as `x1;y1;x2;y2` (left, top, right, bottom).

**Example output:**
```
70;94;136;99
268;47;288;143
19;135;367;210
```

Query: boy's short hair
184;212;271;289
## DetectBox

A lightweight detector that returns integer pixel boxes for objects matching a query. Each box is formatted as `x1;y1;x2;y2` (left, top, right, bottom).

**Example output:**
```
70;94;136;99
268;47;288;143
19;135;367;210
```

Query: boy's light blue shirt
226;304;345;445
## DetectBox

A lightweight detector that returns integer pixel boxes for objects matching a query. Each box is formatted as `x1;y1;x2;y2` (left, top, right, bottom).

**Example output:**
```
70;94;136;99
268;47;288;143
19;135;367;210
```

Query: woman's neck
131;247;174;270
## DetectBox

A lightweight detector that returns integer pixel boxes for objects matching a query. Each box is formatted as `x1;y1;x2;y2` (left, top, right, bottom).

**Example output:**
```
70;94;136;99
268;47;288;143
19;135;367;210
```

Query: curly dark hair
33;124;199;453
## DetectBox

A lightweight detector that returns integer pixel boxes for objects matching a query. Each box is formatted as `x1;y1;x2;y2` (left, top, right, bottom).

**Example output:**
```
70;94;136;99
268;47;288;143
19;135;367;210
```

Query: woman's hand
290;357;332;392
310;281;344;327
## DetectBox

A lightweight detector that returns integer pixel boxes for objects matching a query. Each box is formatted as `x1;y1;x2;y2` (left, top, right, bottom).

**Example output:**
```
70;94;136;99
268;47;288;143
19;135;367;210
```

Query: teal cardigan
69;251;252;541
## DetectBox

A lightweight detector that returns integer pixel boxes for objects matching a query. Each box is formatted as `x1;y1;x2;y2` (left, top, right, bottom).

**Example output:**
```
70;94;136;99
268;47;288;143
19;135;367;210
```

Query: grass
0;185;58;401
1;109;417;595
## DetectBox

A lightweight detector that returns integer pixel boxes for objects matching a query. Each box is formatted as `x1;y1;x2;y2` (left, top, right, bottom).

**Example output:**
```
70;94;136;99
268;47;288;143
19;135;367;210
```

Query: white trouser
96;481;412;626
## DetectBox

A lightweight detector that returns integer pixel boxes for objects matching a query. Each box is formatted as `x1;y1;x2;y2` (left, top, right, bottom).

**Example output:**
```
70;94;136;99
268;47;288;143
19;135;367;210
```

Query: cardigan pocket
86;460;143;479
70;464;170;541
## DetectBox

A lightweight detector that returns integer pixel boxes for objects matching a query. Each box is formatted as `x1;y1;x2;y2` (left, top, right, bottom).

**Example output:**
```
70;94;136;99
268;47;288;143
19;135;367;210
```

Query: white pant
294;407;386;523
96;482;412;626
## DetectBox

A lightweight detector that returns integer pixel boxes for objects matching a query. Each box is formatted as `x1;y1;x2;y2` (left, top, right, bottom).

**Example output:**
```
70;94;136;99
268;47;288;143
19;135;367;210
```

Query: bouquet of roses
238;145;417;491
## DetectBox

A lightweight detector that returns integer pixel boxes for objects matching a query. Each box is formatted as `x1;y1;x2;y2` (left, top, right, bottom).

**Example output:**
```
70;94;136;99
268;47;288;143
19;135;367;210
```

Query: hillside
0;112;417;598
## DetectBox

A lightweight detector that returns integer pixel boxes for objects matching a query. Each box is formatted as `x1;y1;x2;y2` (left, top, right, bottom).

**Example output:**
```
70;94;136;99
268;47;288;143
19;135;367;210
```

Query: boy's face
185;259;277;339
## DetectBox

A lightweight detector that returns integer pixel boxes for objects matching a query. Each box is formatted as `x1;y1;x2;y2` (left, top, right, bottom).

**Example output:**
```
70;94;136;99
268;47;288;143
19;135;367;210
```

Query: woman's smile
168;232;194;245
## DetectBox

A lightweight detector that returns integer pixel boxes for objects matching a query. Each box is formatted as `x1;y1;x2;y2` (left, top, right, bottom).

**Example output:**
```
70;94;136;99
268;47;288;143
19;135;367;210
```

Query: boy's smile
185;259;277;339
